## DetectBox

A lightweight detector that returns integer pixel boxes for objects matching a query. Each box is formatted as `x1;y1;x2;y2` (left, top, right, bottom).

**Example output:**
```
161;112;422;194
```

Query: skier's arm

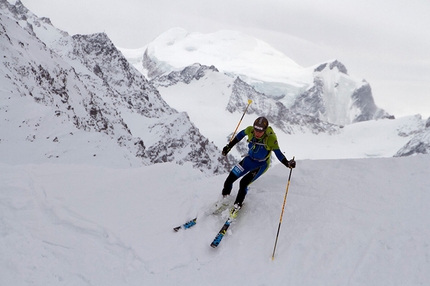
222;129;246;156
274;149;296;168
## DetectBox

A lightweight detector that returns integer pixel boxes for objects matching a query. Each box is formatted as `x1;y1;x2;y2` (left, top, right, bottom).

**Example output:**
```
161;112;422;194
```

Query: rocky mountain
151;63;219;87
150;64;339;135
292;60;392;126
138;28;391;128
125;30;429;158
226;77;340;135
0;0;230;174
395;116;430;156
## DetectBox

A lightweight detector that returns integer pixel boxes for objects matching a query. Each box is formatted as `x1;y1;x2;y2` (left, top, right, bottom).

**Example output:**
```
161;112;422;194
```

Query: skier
221;116;296;217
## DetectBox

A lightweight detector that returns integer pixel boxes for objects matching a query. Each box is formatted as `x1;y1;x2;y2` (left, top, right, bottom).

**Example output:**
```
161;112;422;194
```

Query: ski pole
229;99;252;142
271;157;294;260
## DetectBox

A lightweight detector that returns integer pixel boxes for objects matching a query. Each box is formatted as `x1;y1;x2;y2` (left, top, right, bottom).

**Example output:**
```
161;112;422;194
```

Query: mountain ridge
0;0;230;173
1;0;429;172
138;27;391;127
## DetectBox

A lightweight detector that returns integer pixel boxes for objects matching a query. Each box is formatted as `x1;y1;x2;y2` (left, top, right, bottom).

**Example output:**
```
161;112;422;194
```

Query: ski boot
229;203;241;219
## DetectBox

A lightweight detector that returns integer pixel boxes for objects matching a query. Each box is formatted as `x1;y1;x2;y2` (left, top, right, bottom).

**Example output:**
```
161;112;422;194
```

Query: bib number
232;163;245;176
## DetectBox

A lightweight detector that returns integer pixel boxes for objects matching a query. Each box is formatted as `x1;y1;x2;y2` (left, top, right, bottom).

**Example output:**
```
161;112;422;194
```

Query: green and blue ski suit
222;125;291;206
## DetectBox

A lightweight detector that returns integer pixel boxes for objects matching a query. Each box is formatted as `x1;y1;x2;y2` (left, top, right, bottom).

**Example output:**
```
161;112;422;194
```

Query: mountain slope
293;60;391;126
0;1;229;173
395;117;430;156
121;28;430;158
153;67;426;159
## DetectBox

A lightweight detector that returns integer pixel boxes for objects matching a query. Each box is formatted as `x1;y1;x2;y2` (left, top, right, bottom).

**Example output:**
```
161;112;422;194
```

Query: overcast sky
19;0;430;118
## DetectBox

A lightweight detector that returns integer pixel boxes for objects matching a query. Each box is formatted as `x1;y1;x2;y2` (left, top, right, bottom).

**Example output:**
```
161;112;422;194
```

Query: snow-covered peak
143;27;312;88
136;28;391;127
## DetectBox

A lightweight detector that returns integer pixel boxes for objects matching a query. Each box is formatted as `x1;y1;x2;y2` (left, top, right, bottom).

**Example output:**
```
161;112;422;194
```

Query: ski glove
222;137;239;156
282;158;296;169
222;145;231;156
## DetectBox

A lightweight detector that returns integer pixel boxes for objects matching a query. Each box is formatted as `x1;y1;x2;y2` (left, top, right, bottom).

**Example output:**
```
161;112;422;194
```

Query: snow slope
1;155;429;285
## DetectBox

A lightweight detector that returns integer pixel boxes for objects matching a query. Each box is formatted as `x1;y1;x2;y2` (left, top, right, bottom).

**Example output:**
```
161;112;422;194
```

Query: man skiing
221;116;296;217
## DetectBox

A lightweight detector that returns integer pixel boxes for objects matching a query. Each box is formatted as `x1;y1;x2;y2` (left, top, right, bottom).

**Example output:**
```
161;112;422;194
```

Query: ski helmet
253;116;269;132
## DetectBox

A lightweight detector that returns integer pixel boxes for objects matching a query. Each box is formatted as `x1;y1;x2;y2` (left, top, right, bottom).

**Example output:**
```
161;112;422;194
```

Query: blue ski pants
222;156;269;205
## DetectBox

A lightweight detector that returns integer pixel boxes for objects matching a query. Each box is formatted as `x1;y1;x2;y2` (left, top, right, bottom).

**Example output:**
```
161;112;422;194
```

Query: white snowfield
1;154;429;285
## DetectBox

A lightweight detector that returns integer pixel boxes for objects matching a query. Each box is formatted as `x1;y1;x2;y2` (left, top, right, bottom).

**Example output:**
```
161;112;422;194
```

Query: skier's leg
222;172;237;196
222;159;246;196
234;162;269;206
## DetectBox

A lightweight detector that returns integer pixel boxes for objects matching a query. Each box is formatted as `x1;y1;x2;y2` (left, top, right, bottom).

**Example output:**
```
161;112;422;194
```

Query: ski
210;205;241;248
173;217;197;232
174;197;232;232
